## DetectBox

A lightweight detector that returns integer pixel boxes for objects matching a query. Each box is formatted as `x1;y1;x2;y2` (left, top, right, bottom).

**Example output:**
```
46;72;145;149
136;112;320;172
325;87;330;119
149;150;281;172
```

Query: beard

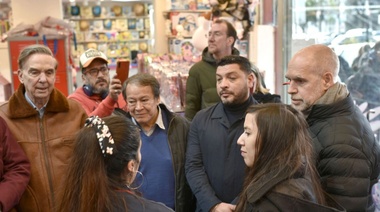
93;87;109;95
219;88;250;107
92;79;109;94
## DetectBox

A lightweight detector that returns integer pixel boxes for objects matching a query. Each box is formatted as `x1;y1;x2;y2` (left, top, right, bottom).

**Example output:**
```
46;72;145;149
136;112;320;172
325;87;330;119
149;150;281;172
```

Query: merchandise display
170;0;199;10
164;1;251;55
170;12;199;37
138;53;200;112
62;0;153;69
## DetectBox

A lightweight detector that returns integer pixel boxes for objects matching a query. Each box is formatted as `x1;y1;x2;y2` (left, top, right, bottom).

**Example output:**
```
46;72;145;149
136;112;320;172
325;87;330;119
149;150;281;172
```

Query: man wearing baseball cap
68;48;127;117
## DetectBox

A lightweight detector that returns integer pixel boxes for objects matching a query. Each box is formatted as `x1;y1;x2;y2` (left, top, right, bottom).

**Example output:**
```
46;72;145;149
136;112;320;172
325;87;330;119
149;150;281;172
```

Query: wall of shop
0;0;168;84
0;0;62;83
0;43;10;82
12;0;63;25
0;0;278;98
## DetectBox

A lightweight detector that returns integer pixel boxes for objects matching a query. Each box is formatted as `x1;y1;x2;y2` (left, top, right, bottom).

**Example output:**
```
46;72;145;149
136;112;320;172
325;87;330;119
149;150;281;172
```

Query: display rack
163;1;251;57
164;9;209;38
142;54;195;112
62;0;154;70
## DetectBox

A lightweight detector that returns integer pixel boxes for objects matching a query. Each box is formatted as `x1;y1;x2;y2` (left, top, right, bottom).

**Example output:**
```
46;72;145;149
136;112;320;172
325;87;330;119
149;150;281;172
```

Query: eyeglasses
84;66;109;77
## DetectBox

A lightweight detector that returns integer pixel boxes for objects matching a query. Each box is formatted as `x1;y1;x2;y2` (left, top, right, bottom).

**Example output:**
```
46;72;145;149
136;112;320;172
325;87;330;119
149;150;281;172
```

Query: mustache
95;79;108;84
219;90;232;95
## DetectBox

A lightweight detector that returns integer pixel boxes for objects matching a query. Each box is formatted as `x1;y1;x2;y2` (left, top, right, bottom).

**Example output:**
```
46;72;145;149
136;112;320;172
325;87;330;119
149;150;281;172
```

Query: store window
286;0;380;139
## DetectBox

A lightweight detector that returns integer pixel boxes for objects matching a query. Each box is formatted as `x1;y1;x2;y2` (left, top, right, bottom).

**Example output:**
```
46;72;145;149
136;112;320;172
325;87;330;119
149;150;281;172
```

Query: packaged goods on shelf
62;0;154;70
138;53;200;112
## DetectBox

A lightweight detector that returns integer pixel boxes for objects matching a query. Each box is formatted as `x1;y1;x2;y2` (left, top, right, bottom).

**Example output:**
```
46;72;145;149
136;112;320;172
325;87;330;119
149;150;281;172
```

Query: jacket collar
306;94;354;126
8;84;70;118
210;96;256;128
304;83;349;118
202;47;240;65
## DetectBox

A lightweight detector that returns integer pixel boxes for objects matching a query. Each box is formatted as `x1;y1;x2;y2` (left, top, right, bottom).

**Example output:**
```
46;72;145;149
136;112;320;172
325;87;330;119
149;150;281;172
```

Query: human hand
109;75;122;101
211;203;236;212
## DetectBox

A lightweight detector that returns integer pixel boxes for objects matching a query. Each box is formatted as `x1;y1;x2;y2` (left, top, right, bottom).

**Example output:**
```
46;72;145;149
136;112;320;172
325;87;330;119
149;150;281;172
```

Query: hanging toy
191;16;211;52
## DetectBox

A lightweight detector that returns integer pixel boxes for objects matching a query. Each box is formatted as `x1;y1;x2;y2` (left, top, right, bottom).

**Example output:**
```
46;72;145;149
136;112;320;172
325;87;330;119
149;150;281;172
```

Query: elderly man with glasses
68;48;127;117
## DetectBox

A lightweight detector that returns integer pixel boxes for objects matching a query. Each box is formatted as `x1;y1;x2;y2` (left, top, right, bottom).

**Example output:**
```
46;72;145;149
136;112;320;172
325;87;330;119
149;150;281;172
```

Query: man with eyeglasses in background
68;48;127;117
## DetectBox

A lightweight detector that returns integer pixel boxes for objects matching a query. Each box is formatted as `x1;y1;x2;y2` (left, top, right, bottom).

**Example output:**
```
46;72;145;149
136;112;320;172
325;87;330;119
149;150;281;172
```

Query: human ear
247;73;255;89
17;69;24;84
81;73;86;82
227;36;234;47
127;160;135;172
322;72;334;90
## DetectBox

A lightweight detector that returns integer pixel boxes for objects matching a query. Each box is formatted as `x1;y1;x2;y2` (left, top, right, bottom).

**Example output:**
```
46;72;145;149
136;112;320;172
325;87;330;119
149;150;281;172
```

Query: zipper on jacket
39;116;56;209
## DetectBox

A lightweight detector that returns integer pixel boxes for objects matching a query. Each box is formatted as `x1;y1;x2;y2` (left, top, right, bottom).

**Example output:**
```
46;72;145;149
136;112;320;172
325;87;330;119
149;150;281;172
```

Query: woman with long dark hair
56;115;173;212
235;103;344;212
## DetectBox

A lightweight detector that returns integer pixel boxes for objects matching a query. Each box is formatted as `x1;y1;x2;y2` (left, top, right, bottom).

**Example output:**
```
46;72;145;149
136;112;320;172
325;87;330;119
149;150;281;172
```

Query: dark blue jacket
185;97;255;212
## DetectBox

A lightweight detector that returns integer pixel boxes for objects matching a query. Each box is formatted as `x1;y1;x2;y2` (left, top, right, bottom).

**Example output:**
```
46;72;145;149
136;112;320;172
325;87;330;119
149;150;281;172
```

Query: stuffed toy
191;16;211;52
209;0;257;40
176;25;184;39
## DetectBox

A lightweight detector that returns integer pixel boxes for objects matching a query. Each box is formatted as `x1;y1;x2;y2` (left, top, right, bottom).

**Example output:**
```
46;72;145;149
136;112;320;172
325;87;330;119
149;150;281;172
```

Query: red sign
8;36;70;96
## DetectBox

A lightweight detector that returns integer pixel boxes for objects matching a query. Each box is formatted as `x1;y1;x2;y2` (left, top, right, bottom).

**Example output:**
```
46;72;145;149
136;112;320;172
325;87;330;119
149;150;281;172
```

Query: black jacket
117;190;174;212
244;192;345;212
241;167;345;212
307;95;380;212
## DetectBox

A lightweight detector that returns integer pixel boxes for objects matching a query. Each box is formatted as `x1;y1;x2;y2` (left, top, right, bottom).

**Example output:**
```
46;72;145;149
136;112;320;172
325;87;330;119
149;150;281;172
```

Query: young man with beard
68;49;126;117
285;44;380;211
185;55;256;212
185;19;239;120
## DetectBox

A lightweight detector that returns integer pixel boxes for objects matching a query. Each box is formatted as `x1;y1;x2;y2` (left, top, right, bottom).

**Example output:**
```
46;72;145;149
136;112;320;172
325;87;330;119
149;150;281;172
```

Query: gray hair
18;44;57;70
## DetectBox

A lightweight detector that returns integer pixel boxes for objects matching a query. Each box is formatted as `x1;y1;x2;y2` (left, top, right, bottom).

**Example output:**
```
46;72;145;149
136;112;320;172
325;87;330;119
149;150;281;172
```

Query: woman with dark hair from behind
56;115;173;212
235;103;345;212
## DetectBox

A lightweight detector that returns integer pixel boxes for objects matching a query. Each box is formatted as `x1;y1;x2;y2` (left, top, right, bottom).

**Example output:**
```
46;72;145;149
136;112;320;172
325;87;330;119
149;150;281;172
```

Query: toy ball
92;6;102;17
103;19;112;30
71;5;80;16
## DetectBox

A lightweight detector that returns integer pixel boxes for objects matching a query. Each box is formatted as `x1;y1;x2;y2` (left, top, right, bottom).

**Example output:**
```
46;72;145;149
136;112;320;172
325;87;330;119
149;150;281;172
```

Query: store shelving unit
62;0;154;69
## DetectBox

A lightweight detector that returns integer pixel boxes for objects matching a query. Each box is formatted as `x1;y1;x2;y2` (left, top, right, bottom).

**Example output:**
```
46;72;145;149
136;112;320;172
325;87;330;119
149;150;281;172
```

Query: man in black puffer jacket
285;44;380;212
